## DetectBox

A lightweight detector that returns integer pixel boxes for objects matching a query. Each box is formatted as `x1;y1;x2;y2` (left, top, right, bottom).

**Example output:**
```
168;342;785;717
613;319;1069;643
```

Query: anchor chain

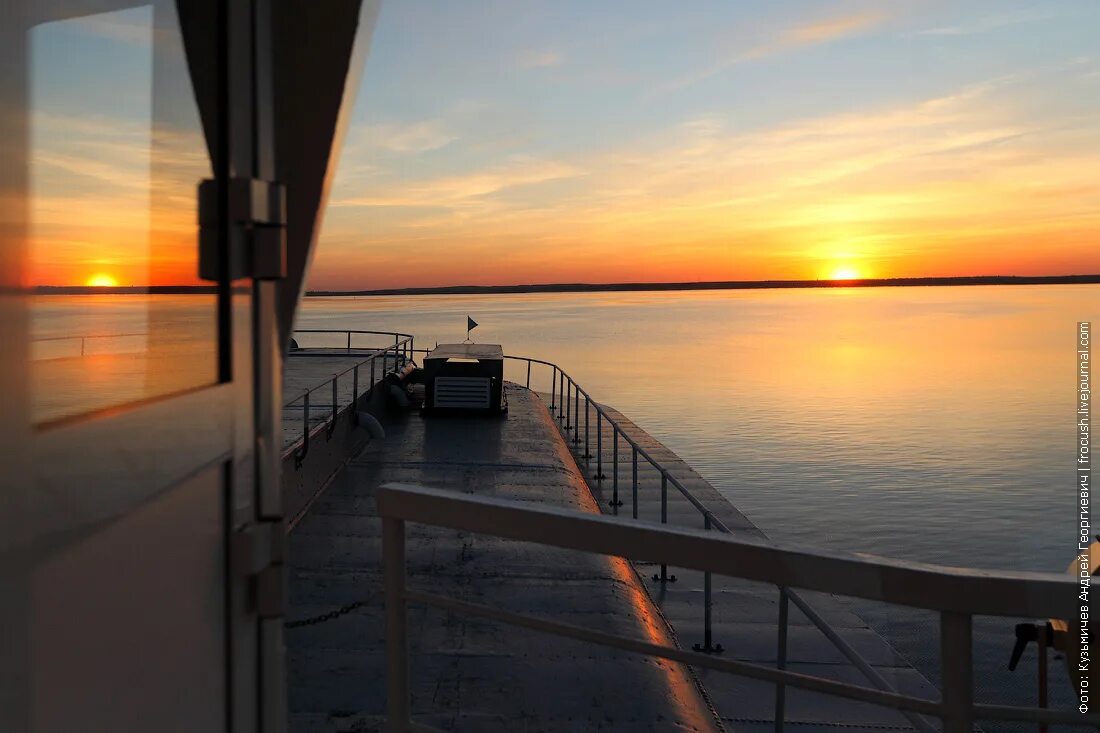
284;594;377;629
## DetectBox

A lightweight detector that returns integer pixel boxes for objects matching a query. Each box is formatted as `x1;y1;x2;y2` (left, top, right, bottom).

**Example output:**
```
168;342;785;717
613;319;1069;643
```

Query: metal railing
293;328;414;354
283;330;415;465
31;331;147;357
378;482;1090;733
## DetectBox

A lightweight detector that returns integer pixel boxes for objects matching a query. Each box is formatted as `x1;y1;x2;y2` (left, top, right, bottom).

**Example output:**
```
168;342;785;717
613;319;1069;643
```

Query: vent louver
434;377;491;409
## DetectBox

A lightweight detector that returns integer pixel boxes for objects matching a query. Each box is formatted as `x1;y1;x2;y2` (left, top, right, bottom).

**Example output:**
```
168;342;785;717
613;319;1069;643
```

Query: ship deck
281;355;935;731
285;385;719;731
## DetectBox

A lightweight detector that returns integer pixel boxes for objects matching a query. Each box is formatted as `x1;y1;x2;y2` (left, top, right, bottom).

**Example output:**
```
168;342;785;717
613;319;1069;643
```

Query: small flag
467;316;478;332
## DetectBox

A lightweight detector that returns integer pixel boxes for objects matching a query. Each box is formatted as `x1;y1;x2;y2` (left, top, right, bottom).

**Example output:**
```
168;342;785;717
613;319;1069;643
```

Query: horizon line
29;274;1100;296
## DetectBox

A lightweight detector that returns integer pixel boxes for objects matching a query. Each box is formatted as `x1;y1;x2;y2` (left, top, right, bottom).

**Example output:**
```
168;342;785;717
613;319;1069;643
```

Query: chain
284;594;376;629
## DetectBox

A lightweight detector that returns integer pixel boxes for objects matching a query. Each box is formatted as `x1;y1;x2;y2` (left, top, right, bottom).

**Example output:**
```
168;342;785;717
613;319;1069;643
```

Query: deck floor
286;386;721;732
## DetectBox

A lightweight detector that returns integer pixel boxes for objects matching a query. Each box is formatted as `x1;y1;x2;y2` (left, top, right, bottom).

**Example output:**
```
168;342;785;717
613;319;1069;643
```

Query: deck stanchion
294;391;311;467
549;366;557;410
693;514;723;653
327;377;338;438
352;366;359;425
941;612;973;733
558;371;565;419
526;360;531;389
775;587;790;732
704;561;712;651
653;472;676;582
383;517;410;732
565;380;572;430
563;378;572;424
572;385;580;443
346;331;352;350
595;412;605;480
631;446;638;519
583;396;591;458
610;429;622;507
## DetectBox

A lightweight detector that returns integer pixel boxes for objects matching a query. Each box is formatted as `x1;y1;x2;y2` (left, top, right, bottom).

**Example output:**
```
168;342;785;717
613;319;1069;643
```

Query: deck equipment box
423;343;507;413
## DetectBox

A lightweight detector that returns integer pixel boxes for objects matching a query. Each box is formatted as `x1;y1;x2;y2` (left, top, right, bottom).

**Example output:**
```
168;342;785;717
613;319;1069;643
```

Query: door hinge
198;177;287;281
233;520;286;618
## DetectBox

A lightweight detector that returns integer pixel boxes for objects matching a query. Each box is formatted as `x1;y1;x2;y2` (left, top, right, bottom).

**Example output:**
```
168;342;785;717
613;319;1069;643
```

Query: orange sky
24;2;1100;289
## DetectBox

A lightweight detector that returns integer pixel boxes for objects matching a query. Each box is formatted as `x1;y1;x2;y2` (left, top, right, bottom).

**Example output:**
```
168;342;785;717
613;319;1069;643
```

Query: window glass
28;3;216;425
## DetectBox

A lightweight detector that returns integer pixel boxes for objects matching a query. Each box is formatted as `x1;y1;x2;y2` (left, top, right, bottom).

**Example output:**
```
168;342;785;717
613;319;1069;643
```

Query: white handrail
377;482;1089;731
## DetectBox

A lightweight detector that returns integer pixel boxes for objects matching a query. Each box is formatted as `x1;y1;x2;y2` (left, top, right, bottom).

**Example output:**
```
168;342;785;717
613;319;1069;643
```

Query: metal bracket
233;520;286;618
198;177;287;281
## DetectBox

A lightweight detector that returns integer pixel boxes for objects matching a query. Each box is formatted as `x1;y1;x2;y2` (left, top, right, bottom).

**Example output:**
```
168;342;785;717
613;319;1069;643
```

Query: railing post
610;429;622;507
558;371;565;419
652;472;675;582
583;396;591;458
693;514;722;653
565;379;572;429
595;412;604;480
295;391;311;467
549;366;557;410
371;357;376;392
347;331;352;350
704;562;712;650
526;360;531;389
352;366;360;425
327;377;338;439
940;611;973;733
631;447;638;519
572;385;580;443
775;587;790;733
303;392;310;445
383;516;409;732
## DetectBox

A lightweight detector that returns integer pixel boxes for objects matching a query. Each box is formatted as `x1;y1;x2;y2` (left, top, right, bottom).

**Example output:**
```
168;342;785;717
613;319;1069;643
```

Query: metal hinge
198;177;287;281
233;520;286;618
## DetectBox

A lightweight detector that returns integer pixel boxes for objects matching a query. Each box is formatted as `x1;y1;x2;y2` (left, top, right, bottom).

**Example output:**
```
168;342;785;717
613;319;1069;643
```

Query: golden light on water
85;273;119;287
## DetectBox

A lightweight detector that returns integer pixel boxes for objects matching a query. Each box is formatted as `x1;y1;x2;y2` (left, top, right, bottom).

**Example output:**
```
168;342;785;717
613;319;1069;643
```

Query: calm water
33;284;1098;718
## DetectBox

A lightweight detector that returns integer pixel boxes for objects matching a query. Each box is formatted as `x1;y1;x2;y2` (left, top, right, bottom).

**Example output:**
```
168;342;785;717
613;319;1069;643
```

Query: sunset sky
310;0;1100;289
26;1;1100;288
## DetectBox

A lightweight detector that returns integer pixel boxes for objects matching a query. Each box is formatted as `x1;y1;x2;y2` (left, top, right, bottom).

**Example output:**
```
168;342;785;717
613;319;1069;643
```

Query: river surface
31;284;1098;722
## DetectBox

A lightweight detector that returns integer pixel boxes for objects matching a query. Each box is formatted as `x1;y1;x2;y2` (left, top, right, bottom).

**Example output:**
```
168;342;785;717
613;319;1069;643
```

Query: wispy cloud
663;9;889;93
331;156;585;209
783;10;887;47
518;50;563;69
365;120;457;153
917;10;1049;37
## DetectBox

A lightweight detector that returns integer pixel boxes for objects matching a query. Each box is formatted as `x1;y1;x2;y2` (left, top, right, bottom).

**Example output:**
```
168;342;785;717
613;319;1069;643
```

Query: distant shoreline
306;274;1100;296
30;274;1100;296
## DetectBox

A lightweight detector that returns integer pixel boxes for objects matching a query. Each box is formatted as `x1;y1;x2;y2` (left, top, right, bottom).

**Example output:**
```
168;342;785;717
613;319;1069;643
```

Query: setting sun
85;273;119;288
828;266;862;281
